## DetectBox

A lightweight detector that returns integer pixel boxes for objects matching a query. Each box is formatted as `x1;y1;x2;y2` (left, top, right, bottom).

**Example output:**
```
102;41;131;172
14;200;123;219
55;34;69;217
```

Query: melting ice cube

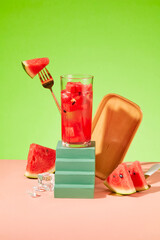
27;186;41;198
38;172;55;191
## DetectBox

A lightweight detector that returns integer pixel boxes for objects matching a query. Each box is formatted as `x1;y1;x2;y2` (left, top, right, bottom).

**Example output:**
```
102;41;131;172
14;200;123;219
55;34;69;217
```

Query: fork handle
50;89;61;114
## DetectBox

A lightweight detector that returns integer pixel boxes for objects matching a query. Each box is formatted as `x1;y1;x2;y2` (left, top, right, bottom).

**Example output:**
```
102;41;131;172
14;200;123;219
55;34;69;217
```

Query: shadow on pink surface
94;177;109;198
130;186;160;198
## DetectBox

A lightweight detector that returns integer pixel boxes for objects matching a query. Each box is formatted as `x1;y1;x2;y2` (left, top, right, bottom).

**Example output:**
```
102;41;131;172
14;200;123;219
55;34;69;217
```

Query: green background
1;0;160;162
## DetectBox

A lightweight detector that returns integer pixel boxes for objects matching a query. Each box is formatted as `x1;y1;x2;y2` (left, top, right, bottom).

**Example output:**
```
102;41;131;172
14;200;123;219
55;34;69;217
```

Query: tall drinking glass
61;74;94;148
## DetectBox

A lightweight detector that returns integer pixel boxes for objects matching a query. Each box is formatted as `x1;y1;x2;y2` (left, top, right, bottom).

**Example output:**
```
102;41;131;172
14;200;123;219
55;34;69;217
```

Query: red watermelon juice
61;75;93;147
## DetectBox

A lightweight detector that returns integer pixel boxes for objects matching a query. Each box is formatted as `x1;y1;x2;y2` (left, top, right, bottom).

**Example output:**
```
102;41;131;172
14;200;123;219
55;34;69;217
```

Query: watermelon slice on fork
22;57;49;78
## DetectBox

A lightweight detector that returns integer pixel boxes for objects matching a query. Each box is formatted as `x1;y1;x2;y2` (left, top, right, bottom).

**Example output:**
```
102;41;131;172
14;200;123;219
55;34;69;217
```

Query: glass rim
60;74;94;80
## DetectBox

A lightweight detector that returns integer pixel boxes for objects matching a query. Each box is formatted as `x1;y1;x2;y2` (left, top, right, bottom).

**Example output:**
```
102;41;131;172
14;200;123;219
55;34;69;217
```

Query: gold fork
38;68;61;113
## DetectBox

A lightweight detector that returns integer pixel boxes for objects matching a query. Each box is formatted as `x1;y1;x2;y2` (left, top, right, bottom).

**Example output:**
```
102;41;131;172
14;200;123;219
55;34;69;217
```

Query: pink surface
0;160;160;240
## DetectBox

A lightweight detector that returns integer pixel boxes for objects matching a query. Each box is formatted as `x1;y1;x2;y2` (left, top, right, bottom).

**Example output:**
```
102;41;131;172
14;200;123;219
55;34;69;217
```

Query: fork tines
38;68;52;83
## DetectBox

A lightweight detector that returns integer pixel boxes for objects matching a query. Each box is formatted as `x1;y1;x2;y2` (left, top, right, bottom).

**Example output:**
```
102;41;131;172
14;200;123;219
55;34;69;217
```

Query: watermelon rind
135;184;149;192
104;181;136;195
24;166;55;179
22;61;35;78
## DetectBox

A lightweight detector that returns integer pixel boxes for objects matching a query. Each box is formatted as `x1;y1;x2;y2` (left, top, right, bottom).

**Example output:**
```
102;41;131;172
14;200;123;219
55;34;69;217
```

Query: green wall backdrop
1;0;160;162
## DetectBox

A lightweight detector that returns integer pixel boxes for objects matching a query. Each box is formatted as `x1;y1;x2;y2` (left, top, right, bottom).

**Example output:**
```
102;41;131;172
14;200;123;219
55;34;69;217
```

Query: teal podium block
54;141;95;199
55;171;95;184
54;184;94;199
55;158;95;171
56;141;95;160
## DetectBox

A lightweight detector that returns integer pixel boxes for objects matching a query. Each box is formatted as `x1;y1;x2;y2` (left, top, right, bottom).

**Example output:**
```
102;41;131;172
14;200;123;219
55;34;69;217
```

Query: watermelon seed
63;110;67;113
128;170;130;173
119;174;123;178
113;175;116;178
71;98;76;105
133;172;136;175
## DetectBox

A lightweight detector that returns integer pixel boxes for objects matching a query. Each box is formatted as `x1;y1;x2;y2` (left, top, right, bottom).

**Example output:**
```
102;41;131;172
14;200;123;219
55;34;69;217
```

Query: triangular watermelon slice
25;143;56;178
22;57;49;78
128;161;149;191
104;163;136;195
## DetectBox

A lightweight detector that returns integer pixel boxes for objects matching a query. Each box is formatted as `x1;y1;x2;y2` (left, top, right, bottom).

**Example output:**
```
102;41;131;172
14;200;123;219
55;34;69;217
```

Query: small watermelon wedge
104;163;136;195
25;143;56;178
128;161;149;191
22;58;49;78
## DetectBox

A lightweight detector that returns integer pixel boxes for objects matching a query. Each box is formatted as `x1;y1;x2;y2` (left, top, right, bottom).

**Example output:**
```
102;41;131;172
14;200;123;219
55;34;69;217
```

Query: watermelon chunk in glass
66;82;77;93
25;143;56;178
65;126;75;137
128;161;149;191
104;163;136;195
22;57;49;78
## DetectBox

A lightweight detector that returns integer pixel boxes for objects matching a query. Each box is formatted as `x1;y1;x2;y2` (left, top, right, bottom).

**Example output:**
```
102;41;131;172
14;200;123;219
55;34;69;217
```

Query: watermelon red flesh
22;58;49;78
128;161;149;191
25;143;56;178
104;163;136;195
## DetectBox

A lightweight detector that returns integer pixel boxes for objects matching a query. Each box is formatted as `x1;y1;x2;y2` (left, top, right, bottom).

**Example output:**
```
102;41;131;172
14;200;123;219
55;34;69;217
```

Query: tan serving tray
91;94;143;180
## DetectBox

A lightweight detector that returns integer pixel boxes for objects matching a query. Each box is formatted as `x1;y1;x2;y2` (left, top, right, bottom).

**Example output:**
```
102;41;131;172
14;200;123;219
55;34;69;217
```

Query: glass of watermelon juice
61;74;93;148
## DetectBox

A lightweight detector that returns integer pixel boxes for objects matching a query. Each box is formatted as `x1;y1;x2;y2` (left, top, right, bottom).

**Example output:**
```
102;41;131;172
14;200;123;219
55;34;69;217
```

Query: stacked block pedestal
54;141;95;198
